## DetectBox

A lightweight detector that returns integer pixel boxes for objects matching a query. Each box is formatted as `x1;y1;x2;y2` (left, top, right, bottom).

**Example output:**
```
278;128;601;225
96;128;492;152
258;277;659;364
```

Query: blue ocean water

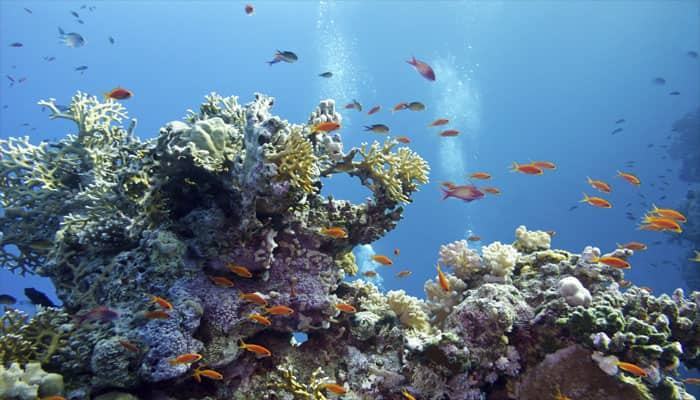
0;0;698;347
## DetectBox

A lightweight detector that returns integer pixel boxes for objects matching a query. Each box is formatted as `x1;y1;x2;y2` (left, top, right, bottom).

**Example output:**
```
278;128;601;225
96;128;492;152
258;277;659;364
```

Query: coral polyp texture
1;95;698;400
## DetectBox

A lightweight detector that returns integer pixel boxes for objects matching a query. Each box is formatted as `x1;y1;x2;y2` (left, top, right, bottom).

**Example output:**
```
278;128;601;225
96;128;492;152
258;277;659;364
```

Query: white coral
438;240;483;280
481;242;519;279
425;272;467;325
558;276;592;306
386;290;431;333
514;225;551;253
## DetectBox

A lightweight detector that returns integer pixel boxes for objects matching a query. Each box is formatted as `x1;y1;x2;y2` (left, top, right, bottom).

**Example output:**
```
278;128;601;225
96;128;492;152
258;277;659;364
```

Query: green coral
0;308;71;366
354;138;429;204
267;365;338;399
265;127;320;193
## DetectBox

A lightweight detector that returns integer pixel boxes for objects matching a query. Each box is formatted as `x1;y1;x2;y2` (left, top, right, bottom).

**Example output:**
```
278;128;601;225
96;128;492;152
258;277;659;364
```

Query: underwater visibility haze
0;1;699;399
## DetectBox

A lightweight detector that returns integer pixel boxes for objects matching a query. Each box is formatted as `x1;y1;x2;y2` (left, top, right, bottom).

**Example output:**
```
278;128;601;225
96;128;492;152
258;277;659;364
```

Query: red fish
367;105;381;115
439;129;459;137
406;56;435;81
244;4;255;15
467;235;481;241
344;99;362;112
118;340;140;353
395;136;411;144
74;306;119;325
429;118;449;127
440;185;484;202
392;102;408;112
511;162;543;175
104;88;133;100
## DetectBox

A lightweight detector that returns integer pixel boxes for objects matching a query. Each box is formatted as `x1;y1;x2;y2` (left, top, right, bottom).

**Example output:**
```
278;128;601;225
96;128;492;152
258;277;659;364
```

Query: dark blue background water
1;0;698;367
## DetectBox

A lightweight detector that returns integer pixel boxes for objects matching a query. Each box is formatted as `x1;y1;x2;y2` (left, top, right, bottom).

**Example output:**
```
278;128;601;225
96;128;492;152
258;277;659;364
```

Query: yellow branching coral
0;308;71;366
267;365;334;399
266;127;319;193
355;138;429;204
185;92;246;125
335;251;358;276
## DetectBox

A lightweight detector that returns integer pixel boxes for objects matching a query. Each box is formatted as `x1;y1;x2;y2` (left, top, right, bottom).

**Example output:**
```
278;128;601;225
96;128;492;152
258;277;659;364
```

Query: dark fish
108;36;115;44
615;119;625;124
267;50;297;65
666;168;672;172
89;6;96;11
2;105;8;109
669;91;680;95
21;123;29;126
58;27;86;48
658;175;665;178
74;65;88;71
688;50;698;58
43;56;56;62
6;75;14;82
647;143;654;148
18;77;26;83
9;42;23;47
71;10;79;18
81;4;87;9
77;19;84;24
611;128;623;135
0;294;17;305
626;202;632;207
626;215;635;220
659;195;667;200
653;77;666;85
319;72;333;78
568;205;578;211
24;288;56;307
24;7;32;13
652;241;662;245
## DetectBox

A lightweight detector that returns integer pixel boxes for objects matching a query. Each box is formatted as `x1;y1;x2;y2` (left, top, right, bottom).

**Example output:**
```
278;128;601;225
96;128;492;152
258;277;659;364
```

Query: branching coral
0;308;72;366
265;127;320;193
267;365;336;399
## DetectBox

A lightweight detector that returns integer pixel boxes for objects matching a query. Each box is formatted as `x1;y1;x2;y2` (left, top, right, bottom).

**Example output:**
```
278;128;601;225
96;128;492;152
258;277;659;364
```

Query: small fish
362;270;377;277
264;305;294;316
616;361;648;377
568;205;578;211
618;280;632;288
395;136;411;144
247;313;272;326
367;105;381;115
429;118;449;127
267;50;297;65
75;305;119;325
169;353;202;365
587;177;612;193
652;77;666;85
439;129;459;137
364;124;390;134
244;4;255;15
615;119;625;124
311;121;341;133
690;251;700;262
392;102;408;112
71;10;80;18
192;366;223;382
104;88;133;100
319;72;333;78
532;161;557;170
580;193;612;208
6;75;14;82
17;77;26;83
439;181;457;189
482;187;501;195
24;7;32;13
24;288;56;307
209;276;235;287
591;256;630;269
395;270;412;278
371;255;393;266
402;388;417;400
647;143;654;148
617;242;647;251
0;294;17;305
290;278;298;299
335;303;357;313
40;396;66;400
226;263;253;278
74;65;88;71
149;295;173;310
118;340;140;353
511;162;543;175
467;235;481;241
469;172;491;180
143;310;172;320
406;55;435;81
108;36;115;44
436;264;450;292
611;128;623;135
639;286;653;294
239;339;271;357
320;384;347;395
77;19;84;24
9;42;23;47
321;227;348;239
58;27;86;48
669;91;680;95
546;230;556;236
81;4;87;9
394;248;400;256
44;56;56;62
617;170;641;186
240;292;268;306
440;184;484;202
406;101;425;111
344;99;362;112
682;377;700;385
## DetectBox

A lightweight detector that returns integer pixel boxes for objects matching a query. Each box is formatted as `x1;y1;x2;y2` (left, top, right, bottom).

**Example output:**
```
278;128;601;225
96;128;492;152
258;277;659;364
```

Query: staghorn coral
267;365;335;400
265;127;319;193
0;308;72;367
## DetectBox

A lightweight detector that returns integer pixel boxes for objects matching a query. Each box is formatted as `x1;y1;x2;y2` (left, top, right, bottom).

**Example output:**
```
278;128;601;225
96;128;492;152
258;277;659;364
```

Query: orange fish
467;235;481;241
344;99;362;112
392;102;408;112
638;223;665;232
580;193;612;208
209;276;235;287
532;161;557;170
401;388;417;400
439;129;459;137
617;242;647;251
264;305;294;316
552;386;572;400
371;255;393;266
240;292;268;307
104;87;133;100
321;383;347;395
587;177;612;193
469;172;491;180
226;263;253;278
239;339;271;357
482;187;501;195
511;162;543;175
639;286;653;294
650;204;686;222
335;303;357;313
618;279;632;288
682;377;700;385
192;365;223;382
321;227;348;239
592;256;630;269
395;136;411;144
143;310;172;320
367;105;381;115
617;170;641;186
546;230;556;236
149;295;173;310
437;264;450;292
428;118;449;127
311;122;341;133
39;397;66;400
362;270;377;277
118;340;140;353
290;278;298;299
394;248;400;256
439;181;457;190
247;313;272;326
395;270;412;278
169;353;202;365
616;361;648;377
642;216;682;233
406;56;436;81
